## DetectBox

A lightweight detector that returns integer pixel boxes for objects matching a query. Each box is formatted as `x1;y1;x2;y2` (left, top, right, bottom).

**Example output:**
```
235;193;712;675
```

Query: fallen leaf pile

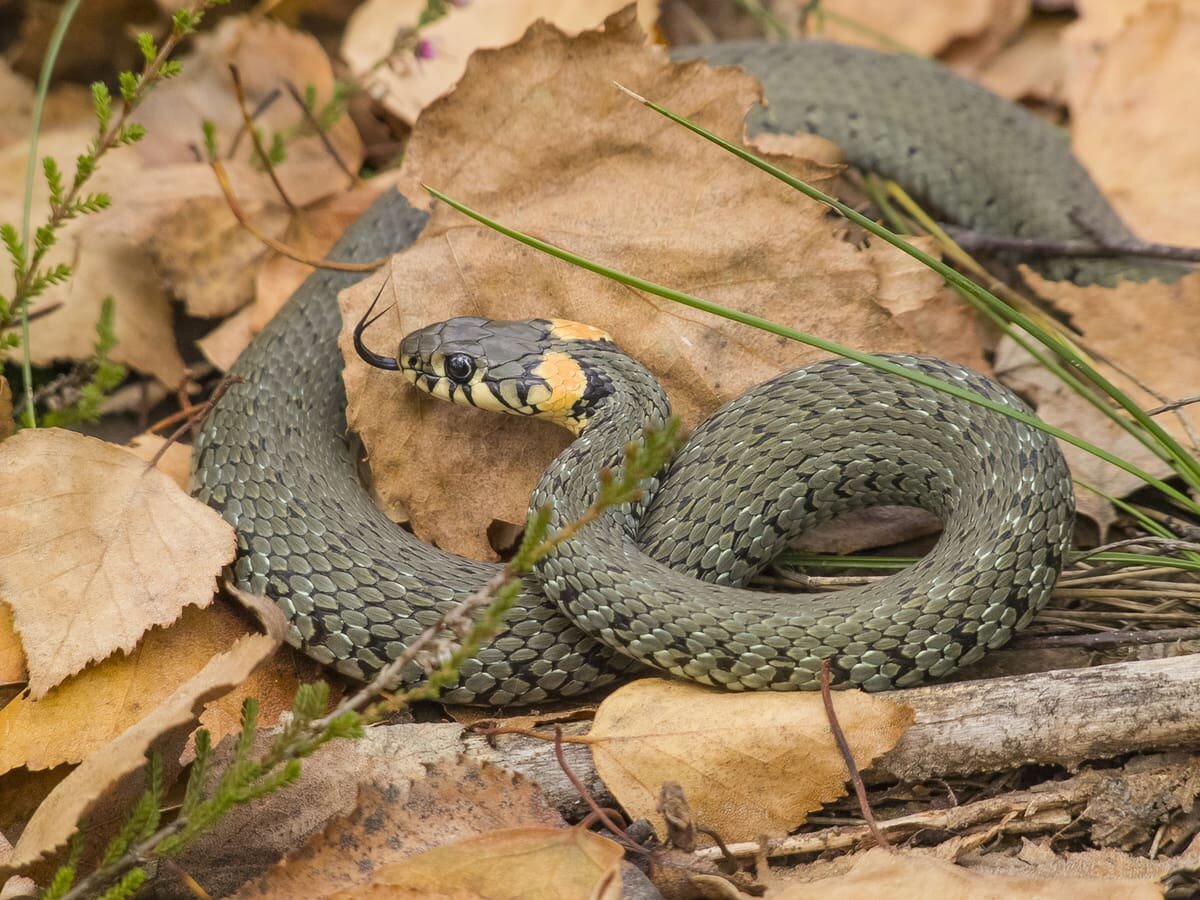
0;0;1198;896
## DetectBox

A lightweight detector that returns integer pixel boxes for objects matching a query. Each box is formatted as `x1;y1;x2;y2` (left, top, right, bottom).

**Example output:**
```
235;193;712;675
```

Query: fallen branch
946;226;1200;264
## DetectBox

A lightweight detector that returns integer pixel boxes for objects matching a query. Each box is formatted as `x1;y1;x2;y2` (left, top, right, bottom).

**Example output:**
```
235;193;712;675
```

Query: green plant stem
424;183;1200;517
782;550;1200;574
18;0;83;427
614;86;1200;494
12;0;207;428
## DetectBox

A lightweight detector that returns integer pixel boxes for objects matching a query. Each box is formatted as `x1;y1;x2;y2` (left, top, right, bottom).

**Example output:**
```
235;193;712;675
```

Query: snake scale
190;41;1105;706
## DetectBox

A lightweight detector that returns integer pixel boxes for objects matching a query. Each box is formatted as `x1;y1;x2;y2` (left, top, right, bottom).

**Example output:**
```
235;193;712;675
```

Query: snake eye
444;353;476;384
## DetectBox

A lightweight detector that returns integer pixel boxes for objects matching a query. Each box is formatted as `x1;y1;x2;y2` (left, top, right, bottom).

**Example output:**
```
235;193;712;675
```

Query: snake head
397;317;615;435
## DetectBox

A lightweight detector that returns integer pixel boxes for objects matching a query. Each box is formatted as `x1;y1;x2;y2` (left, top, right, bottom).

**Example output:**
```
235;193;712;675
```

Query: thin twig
1148;395;1200;416
283;80;359;185
554;726;648;856
946;226;1200;263
207;159;387;272
228;64;296;212
1011;626;1200;650
145;376;243;470
819;660;892;851
227;87;282;158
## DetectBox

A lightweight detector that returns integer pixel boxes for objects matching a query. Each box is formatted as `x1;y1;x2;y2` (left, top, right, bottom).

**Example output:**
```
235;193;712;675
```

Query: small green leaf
97;866;146;900
118;122;147;145
42;262;72;285
182;729;212;815
73;151;96;187
201;119;219;159
34;224;57;254
74;192;112;214
137;31;157;65
43;156;65;205
91;81;113;133
172;8;196;33
0;223;25;271
160;59;183;79
267;131;286;166
118;70;138;103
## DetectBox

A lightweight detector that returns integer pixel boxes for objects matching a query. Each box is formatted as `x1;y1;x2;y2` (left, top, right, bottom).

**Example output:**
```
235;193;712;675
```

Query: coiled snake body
191;42;1090;706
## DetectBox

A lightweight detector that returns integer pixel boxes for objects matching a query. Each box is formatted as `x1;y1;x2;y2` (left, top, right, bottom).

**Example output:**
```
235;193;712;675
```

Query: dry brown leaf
0;603;25;687
1065;1;1200;244
134;16;363;210
588;678;913;842
0;429;235;698
0;129;185;385
172;723;467;897
3;630;277;873
774;847;1163;899
126;432;192;489
146;194;291;320
863;235;991;372
0;603;309;776
253;183;391;331
240;757;564;898
341;11;940;558
995;269;1200;513
976;16;1069;104
199;181;394;371
774;0;1019;57
5;16;364;358
342;0;660;124
198;304;259;373
332;826;624;900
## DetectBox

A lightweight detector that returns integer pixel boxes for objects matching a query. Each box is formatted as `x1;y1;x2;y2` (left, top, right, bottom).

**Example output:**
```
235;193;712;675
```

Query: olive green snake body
190;41;1127;705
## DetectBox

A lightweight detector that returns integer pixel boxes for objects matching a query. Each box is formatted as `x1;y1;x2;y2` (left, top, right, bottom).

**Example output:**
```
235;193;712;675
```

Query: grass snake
191;41;1105;705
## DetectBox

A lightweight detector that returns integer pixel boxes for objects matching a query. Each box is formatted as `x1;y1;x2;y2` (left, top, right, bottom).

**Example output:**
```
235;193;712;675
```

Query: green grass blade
424;184;1200;516
615;85;1200;491
18;0;84;428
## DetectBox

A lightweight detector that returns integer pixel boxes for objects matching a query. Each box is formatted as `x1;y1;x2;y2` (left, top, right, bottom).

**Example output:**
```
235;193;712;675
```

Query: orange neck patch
547;319;613;343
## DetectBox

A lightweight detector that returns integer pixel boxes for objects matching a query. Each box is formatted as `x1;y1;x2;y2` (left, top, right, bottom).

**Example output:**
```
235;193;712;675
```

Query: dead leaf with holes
1;630;277;874
586;678;913;842
340;10;979;560
240;757;564;898
773;847;1162;899
332;826;624;900
0;428;235;698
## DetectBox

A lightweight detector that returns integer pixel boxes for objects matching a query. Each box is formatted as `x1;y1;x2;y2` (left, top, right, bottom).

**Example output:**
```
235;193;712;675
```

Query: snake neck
530;343;671;529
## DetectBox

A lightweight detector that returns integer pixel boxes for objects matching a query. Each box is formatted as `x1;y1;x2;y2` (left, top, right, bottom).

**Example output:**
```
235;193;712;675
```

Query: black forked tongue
353;280;400;371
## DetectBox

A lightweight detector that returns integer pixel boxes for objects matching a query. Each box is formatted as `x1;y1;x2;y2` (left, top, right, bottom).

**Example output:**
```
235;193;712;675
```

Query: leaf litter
1;1;1199;897
340;8;969;559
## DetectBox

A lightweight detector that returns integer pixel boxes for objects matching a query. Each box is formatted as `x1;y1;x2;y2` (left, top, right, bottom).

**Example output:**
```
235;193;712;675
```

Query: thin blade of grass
423;183;1200;516
614;83;1200;491
17;0;84;427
